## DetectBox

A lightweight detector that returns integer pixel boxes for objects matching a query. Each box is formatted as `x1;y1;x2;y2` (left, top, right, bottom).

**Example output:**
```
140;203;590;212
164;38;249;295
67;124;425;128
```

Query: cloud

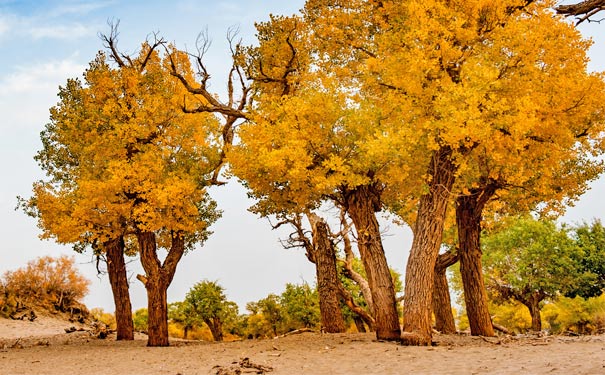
0;58;85;96
28;23;93;40
48;1;115;18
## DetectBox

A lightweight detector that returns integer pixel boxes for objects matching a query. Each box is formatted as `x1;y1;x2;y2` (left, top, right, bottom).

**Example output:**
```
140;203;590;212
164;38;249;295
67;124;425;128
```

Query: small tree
569;220;605;299
185;280;238;342
1;255;89;317
168;301;200;339
280;283;321;331
482;216;584;331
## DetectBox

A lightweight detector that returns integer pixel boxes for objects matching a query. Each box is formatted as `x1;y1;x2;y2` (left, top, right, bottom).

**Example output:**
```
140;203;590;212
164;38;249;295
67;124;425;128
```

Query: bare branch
556;0;605;24
100;19;126;67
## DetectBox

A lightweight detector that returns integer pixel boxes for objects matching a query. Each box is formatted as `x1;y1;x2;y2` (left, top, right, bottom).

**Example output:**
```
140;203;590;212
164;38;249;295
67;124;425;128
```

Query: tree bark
205;317;224;341
402;147;456;346
344;184;400;341
104;237;134;341
307;214;346;333
456;185;497;337
522;292;544;332
137;231;186;347
432;250;458;334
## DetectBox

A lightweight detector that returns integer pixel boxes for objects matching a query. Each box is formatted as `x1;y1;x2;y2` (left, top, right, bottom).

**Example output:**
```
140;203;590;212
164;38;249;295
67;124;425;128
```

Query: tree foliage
568;220;605;298
184;280;239;341
482;216;584;330
0;255;89;318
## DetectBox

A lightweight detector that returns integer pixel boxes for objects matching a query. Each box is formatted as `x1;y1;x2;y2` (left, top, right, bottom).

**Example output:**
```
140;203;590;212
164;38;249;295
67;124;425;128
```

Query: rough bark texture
402;148;456;346
308;214;346;333
137;231;186;347
104;237;134;341
433;250;458;334
456;185;497;337
344;185;400;341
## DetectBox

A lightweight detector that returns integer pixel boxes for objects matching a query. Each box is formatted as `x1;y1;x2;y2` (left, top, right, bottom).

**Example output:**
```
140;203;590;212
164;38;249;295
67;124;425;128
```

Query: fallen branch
276;328;315;338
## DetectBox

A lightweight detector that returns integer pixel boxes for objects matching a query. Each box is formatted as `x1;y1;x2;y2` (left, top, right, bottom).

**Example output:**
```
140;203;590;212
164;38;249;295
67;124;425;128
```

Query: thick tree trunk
104;237;134;341
308;214;346;333
433;251;458;334
402;147;456;346
137;231;186;347
206;317;224;341
344;185;400;341
456;186;497;337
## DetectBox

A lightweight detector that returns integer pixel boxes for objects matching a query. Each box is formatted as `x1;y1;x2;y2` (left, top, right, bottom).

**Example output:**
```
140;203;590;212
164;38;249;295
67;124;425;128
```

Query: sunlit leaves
25;43;222;249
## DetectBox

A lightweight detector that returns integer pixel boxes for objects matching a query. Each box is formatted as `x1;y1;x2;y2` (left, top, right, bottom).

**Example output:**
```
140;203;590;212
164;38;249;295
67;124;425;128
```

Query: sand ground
0;315;604;375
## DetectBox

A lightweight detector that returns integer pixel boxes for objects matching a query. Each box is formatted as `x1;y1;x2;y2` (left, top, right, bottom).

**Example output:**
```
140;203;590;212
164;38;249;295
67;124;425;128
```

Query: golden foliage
23;43;222;250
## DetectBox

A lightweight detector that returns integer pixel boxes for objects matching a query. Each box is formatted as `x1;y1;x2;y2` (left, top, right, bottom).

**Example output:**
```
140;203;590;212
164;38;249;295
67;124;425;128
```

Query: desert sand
0;315;604;375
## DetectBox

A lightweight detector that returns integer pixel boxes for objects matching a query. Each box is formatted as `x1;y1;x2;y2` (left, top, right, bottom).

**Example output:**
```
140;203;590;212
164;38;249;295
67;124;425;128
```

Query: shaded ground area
0;316;604;375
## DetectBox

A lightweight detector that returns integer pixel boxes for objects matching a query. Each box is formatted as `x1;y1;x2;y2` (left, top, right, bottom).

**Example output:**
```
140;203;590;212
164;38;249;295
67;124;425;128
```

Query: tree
569;220;605;298
22;32;223;346
132;308;149;332
185;280;238;341
246;294;283;337
1;255;89;318
301;0;605;344
280;282;321;330
482;216;584;331
230;12;402;341
168;301;200;339
275;212;347;333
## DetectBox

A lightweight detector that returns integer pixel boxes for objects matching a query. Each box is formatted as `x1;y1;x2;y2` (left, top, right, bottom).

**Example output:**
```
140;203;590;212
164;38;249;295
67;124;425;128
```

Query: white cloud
0;58;85;95
29;23;93;40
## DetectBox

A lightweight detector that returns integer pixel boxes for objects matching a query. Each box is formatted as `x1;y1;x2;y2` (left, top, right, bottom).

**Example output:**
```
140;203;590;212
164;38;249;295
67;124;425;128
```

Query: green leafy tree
482;216;584;331
569;220;605;298
280;283;321;331
168;301;200;339
185;280;238;341
132;308;148;332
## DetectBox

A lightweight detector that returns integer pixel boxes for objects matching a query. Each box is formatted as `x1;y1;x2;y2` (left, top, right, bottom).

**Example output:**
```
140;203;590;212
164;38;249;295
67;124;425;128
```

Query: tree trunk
183;326;189;340
353;316;367;333
402;147;456;346
104;237;135;341
137;231;186;347
433;250;458;334
523;292;544;332
308;214;346;333
206;317;224;341
344;184;400;341
456;186;497;337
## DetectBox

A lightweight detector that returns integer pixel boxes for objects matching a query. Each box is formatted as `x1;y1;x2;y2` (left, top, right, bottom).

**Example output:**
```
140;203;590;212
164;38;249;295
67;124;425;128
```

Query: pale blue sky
1;1;604;313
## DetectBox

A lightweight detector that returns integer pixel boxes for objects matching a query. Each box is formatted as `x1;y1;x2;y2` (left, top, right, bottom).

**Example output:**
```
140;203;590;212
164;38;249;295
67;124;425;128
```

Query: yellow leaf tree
297;0;605;345
22;34;222;346
229;14;407;340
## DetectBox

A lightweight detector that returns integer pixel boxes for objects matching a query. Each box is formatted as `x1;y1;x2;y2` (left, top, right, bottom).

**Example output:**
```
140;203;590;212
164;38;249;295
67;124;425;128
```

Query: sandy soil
0;316;604;375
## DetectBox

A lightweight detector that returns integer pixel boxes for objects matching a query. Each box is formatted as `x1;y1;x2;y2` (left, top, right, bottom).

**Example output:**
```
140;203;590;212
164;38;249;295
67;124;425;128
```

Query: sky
1;1;605;314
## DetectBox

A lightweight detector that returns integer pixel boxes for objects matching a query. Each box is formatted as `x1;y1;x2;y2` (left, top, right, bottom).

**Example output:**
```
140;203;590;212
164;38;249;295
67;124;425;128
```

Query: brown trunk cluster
308;214;346;333
432;251;458;334
344;185;400;341
402;147;456;346
137;231;186;347
104;237;135;341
